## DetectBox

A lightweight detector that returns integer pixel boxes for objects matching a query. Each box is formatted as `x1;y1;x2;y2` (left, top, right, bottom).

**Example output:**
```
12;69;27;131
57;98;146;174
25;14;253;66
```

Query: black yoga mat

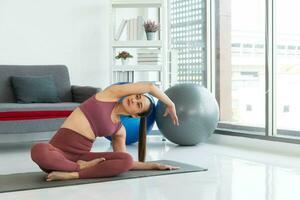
0;160;207;193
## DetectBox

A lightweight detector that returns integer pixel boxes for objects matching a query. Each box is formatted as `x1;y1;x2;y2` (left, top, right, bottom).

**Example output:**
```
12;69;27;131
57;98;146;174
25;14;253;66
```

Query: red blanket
0;110;73;121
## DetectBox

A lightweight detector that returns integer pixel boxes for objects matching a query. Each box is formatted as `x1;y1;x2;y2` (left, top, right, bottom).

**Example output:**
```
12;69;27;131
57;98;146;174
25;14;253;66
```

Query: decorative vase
121;58;129;65
146;32;156;40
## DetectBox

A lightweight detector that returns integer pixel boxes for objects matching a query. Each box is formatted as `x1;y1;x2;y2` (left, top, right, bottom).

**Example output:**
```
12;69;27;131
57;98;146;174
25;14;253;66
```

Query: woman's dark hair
138;95;154;162
137;95;154;118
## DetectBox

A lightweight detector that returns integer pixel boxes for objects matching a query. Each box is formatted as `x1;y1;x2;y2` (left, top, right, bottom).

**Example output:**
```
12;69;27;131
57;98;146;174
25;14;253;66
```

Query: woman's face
122;94;151;117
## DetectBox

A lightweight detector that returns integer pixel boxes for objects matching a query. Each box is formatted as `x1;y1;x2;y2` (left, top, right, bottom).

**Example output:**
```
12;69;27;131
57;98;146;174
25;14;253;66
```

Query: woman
31;82;179;181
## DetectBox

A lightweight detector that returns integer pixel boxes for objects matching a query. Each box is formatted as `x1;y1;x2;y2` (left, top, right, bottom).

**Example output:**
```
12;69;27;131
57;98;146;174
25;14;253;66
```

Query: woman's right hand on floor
153;163;180;170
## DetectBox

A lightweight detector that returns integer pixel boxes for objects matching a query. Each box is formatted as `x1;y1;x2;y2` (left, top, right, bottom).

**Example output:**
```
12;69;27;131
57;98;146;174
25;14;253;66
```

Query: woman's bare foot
46;158;106;181
76;158;106;170
46;171;79;181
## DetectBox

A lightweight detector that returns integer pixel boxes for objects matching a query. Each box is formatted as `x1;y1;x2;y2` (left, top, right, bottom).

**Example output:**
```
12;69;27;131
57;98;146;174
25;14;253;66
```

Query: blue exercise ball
156;84;219;146
106;82;156;145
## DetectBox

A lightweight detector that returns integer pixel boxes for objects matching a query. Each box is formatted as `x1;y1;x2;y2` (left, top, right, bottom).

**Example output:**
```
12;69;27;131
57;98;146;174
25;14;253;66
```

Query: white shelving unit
110;0;167;89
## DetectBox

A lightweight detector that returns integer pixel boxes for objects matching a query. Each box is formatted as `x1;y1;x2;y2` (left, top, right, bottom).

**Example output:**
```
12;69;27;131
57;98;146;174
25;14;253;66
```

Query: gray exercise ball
155;84;219;146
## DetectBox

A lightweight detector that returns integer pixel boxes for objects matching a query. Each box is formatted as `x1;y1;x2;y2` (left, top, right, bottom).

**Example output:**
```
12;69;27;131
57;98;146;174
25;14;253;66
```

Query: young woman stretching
31;82;179;181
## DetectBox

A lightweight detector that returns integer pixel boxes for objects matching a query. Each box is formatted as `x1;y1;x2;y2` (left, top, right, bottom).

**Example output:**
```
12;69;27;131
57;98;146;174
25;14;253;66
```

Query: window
215;0;266;134
215;0;300;141
275;0;300;137
169;0;300;141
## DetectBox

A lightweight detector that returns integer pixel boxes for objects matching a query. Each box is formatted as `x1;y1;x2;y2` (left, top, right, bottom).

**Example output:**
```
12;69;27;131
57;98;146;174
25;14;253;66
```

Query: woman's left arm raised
103;82;173;107
103;82;179;125
102;82;153;99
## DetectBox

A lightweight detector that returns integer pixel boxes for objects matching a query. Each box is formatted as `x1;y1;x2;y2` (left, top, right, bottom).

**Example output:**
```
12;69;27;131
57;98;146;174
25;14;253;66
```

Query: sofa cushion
0;65;73;103
71;85;101;103
10;75;61;103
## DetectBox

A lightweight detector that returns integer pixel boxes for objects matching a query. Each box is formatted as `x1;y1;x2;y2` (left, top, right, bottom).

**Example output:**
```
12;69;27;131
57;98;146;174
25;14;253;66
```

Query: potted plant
143;20;160;40
115;51;133;65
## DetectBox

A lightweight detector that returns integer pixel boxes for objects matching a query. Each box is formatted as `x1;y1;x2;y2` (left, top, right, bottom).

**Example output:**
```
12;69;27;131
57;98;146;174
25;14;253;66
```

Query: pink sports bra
79;95;122;137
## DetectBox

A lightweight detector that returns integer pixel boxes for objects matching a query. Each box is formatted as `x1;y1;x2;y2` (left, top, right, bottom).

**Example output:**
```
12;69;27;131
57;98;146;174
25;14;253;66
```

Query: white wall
0;0;111;88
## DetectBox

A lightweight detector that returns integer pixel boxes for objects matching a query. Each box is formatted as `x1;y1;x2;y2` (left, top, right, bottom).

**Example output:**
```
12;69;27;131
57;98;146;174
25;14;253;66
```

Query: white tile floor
1;136;300;200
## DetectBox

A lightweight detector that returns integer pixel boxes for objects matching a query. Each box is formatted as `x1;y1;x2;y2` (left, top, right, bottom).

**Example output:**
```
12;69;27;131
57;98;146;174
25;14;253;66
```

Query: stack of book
137;49;161;65
114;16;145;41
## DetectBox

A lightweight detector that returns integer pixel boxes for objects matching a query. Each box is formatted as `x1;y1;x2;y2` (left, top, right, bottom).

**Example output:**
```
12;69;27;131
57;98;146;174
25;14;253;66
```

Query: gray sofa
0;65;101;143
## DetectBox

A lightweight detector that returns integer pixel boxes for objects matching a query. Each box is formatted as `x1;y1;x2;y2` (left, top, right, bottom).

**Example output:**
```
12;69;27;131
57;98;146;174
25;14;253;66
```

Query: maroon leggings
31;128;133;179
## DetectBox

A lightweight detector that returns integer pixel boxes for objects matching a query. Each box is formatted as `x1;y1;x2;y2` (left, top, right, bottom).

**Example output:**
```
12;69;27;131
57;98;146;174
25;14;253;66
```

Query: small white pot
146;32;156;40
121;58;129;65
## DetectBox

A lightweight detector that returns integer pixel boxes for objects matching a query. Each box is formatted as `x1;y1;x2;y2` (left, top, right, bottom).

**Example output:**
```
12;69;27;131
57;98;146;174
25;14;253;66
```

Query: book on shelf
137;61;160;65
114;16;146;41
137;16;145;40
137;48;162;64
132;19;137;40
127;19;132;40
130;19;134;40
137;53;161;58
137;57;161;62
137;48;161;53
114;19;128;40
127;18;138;40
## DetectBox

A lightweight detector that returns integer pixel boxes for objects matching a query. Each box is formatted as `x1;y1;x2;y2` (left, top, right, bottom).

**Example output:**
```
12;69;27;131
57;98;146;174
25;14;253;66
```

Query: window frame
167;0;300;143
211;0;300;143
